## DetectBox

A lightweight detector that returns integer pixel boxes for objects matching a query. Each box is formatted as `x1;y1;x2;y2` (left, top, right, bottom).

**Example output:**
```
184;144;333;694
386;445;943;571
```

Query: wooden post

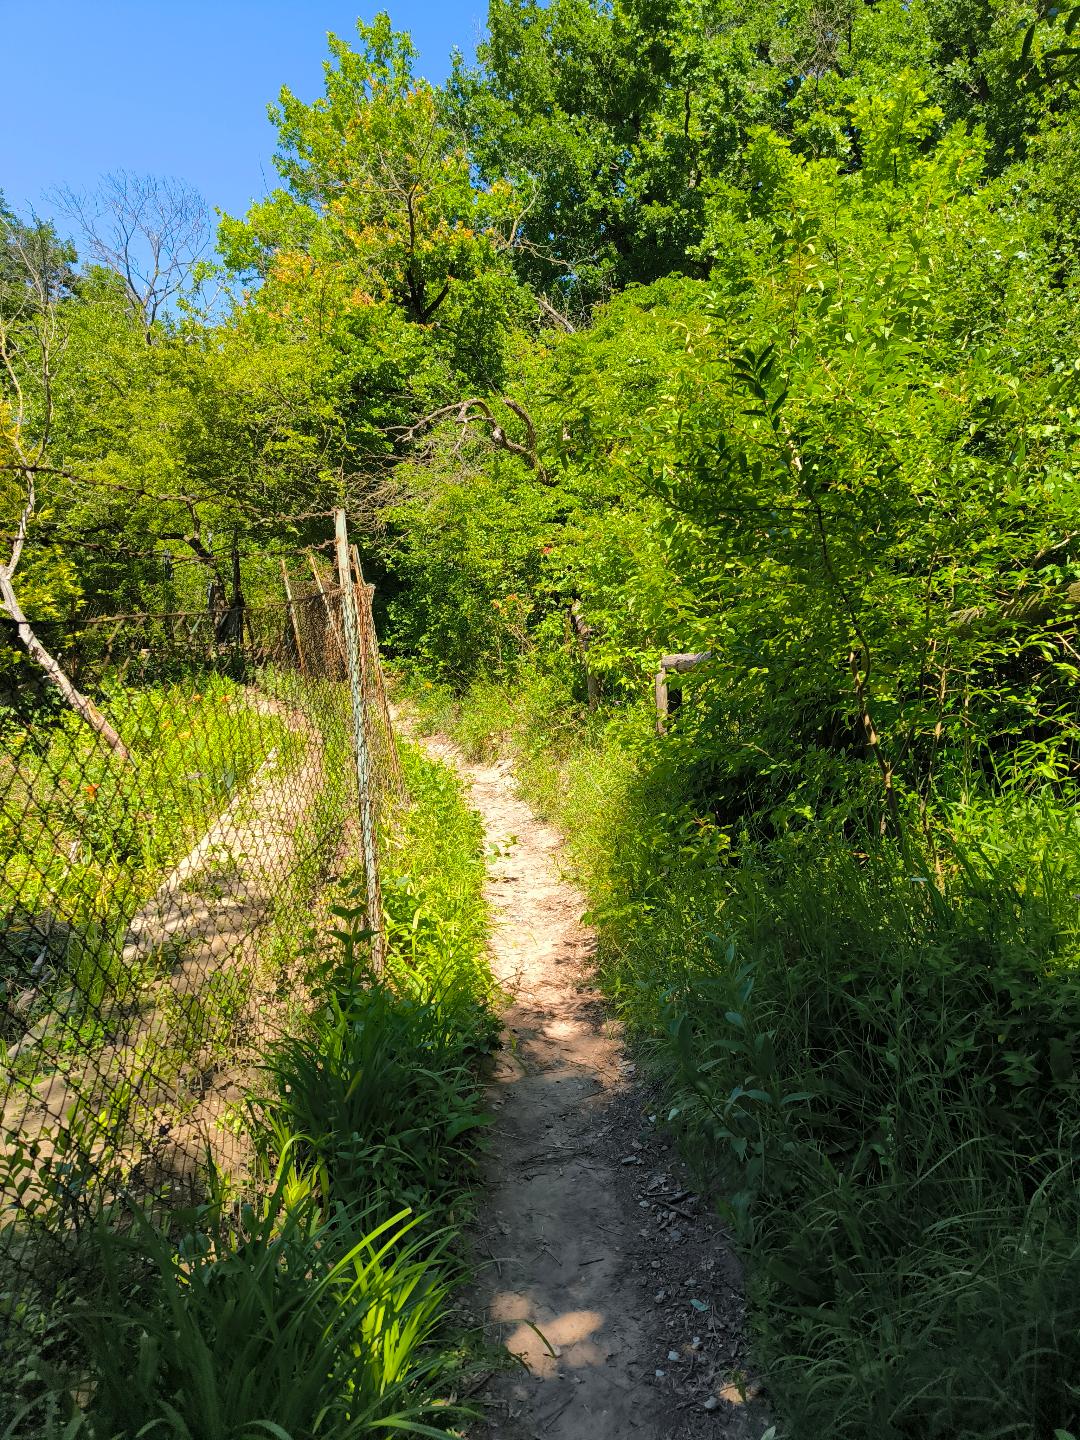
346;544;375;700
655;652;712;735
307;549;346;668
660;652;713;673
334;509;384;971
279;558;306;673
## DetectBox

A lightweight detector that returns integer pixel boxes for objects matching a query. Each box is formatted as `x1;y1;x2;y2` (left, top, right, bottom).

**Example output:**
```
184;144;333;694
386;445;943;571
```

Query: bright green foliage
258;743;495;1222
385;458;557;677
220;14;526;397
55;1177;460;1439
450;0;1080;305
381;743;494;1019
393;79;1080;836
389;55;1080;1424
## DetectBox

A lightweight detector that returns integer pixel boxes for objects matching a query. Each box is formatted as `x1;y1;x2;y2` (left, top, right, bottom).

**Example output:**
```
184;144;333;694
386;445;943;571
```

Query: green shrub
262;965;491;1221
262;742;495;1219
417;668;1080;1440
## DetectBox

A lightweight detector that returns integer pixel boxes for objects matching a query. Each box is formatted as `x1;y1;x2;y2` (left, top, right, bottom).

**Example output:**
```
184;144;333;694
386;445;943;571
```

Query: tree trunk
0;567;130;760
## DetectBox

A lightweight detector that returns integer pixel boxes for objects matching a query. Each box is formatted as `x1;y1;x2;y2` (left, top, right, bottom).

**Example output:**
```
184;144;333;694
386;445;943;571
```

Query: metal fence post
334;508;384;971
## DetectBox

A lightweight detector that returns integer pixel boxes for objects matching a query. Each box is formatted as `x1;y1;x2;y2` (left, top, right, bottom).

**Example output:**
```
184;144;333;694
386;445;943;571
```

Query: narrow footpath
421;738;764;1440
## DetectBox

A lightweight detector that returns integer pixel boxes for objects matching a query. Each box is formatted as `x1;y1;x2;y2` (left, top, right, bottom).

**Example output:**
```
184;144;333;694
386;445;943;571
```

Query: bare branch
397;396;550;482
53;171;211;333
536;292;576;334
0;561;130;759
6;473;34;576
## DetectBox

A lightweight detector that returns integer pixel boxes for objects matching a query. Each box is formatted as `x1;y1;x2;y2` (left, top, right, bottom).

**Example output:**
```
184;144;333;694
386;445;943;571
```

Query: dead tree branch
537;292;576;334
399;396;550;482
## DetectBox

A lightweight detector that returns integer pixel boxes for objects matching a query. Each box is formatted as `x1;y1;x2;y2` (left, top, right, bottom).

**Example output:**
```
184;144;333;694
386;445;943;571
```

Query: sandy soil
421;737;769;1440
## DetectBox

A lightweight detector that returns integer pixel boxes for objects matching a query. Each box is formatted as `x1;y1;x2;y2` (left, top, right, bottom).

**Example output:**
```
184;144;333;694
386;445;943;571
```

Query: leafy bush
261;740;495;1219
58;1169;459;1440
262;967;491;1222
415;671;1080;1440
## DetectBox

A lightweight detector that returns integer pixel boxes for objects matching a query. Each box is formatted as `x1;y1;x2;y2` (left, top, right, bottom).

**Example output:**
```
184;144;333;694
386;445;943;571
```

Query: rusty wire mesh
0;541;401;1370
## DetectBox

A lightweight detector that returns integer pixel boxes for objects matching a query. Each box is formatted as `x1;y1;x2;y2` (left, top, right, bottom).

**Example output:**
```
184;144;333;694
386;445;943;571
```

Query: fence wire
0;537;401;1371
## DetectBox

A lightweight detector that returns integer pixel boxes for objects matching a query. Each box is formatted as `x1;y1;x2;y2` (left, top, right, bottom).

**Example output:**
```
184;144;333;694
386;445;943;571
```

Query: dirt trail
422;737;764;1440
422;738;664;1437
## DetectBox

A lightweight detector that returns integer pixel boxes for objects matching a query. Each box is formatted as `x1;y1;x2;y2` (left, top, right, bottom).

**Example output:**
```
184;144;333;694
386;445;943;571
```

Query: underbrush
4;739;494;1439
260;745;497;1230
406;667;1080;1440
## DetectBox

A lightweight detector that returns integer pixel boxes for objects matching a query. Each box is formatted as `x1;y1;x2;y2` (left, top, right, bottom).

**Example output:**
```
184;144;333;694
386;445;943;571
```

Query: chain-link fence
0;512;401;1361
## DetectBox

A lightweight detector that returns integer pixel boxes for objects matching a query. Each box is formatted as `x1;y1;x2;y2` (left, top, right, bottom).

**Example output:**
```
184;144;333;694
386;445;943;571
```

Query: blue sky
0;1;484;230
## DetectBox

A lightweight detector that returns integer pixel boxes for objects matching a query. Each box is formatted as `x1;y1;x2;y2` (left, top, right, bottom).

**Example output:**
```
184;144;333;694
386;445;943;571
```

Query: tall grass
59;1165;459;1439
0;674;295;1058
406;667;1080;1440
1;674;291;943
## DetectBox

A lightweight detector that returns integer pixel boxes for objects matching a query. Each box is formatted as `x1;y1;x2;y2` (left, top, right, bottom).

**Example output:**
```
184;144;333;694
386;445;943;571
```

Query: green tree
220;15;525;394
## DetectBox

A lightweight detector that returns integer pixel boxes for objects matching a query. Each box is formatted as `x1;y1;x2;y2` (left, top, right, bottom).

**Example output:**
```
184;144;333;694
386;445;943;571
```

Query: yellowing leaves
268;250;314;287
